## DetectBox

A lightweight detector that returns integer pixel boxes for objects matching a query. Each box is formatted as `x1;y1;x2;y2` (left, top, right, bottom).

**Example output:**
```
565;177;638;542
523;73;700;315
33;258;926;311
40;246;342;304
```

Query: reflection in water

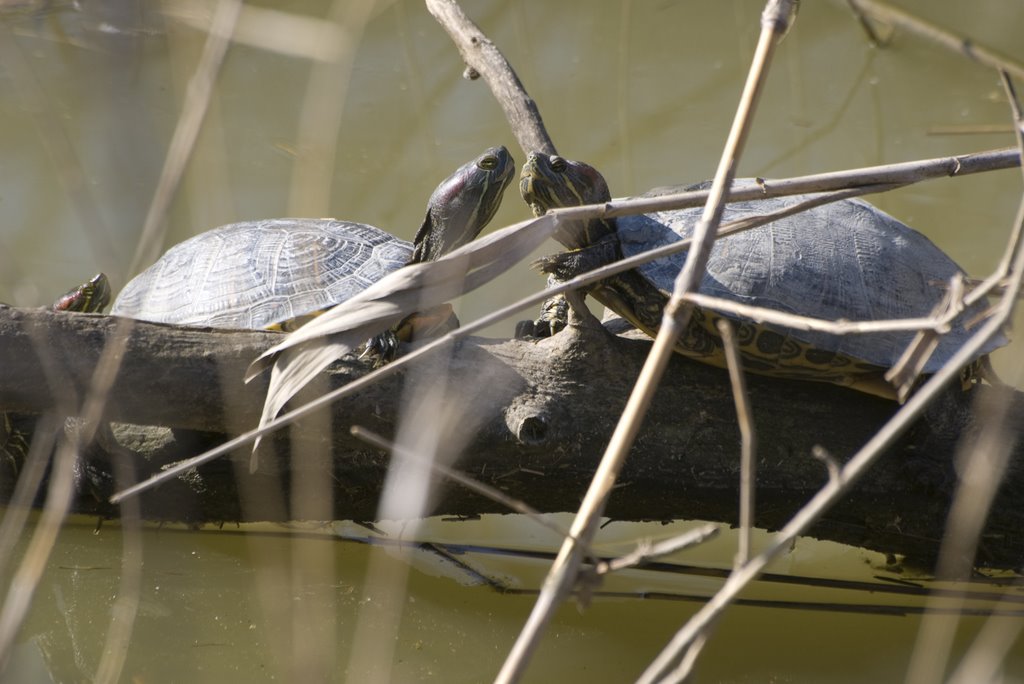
9;517;1024;683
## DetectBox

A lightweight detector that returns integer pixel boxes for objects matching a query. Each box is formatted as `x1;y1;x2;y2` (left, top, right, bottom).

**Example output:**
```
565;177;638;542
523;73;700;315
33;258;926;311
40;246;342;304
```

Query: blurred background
3;1;1023;348
2;0;1023;682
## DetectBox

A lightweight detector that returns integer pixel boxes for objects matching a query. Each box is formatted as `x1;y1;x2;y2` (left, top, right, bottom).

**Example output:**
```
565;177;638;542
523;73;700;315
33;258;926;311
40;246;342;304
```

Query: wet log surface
1;305;1022;569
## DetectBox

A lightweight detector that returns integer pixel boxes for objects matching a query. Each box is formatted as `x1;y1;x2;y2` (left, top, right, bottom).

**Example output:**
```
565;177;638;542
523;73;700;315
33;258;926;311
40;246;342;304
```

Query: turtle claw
515;292;570;339
539;293;570;334
361;330;400;367
360;306;459;366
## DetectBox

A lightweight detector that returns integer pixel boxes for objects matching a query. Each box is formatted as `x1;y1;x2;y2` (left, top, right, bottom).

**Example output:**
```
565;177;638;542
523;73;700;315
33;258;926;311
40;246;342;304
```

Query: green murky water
2;0;1024;681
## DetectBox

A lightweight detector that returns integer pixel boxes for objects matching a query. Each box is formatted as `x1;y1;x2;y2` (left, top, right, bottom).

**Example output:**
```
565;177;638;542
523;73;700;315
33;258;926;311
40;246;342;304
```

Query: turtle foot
362;305;459;366
515;293;570;339
361;330;400;366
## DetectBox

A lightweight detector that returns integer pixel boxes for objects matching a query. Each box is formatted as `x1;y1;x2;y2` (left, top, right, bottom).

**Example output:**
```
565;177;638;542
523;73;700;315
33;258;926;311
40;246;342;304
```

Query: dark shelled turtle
519;152;1007;399
112;146;514;355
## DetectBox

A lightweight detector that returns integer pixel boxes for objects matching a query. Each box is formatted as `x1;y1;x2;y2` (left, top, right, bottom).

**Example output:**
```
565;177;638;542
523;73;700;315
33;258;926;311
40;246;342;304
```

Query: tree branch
424;0;556;157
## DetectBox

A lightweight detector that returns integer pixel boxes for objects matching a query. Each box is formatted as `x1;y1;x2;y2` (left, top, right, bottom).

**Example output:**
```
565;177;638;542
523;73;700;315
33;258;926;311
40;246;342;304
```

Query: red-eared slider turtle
2;273;112;473
519;152;1007;399
52;272;112;314
111;147;515;351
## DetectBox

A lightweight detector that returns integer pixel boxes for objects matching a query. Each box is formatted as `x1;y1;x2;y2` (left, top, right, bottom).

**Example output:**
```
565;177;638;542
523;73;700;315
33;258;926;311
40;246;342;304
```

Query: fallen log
1;304;1021;569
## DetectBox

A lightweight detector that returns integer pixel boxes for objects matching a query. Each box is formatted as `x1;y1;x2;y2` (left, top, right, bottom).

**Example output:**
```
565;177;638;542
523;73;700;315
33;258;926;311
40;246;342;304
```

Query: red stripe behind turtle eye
574;162;610;200
436;175;467;205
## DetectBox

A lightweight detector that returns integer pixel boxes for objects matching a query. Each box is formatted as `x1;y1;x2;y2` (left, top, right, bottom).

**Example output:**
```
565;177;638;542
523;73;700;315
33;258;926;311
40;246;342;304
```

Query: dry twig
904;69;1024;684
594;525;719;576
499;3;799;682
0;1;243;678
846;0;1024;82
423;0;556;157
716;320;756;568
637;105;1024;684
109;172;933;502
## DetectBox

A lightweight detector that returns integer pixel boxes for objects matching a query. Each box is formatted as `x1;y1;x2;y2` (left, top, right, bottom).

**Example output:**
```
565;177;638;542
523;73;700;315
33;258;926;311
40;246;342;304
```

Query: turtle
111;146;515;356
52;272;112;314
518;151;1008;399
1;273;112;474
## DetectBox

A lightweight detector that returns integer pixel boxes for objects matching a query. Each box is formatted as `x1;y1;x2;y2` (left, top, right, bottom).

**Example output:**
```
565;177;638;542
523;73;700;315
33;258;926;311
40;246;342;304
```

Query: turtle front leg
362;304;459;366
516;241;617;338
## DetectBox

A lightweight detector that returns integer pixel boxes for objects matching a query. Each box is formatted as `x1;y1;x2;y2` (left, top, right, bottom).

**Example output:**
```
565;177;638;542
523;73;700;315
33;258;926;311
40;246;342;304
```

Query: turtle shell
111;218;412;330
619;181;1006;372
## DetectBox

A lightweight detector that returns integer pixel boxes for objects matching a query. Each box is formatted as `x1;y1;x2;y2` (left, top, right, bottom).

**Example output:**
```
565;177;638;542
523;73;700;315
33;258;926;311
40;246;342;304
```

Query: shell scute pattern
111;218;412;330
620;181;1005;371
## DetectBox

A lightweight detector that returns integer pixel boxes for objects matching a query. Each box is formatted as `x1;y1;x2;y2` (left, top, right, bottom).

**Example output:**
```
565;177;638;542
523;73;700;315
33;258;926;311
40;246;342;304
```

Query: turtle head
52;273;112;313
411;145;515;263
520;152;612;215
520;152;614;247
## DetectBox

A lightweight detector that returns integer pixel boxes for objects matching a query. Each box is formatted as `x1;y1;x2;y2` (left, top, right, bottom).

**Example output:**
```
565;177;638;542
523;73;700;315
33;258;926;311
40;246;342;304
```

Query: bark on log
1;304;1022;570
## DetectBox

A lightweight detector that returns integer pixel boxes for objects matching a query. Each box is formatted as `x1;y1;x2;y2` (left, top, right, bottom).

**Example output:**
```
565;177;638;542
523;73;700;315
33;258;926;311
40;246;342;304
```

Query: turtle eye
478;155;498;170
549;156;567;173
